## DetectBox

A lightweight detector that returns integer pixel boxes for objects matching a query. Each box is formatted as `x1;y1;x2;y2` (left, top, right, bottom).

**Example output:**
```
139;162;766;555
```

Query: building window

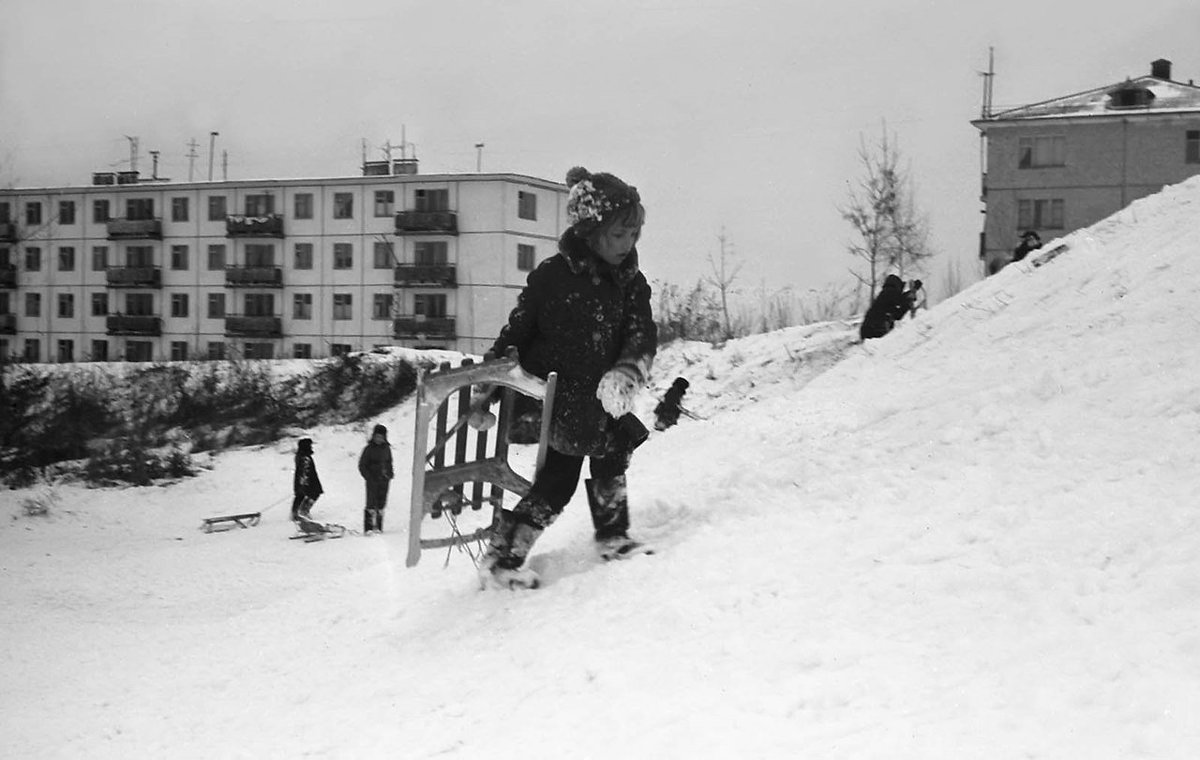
245;193;274;216
92;246;108;271
126;198;154;220
92;292;108;316
125;293;154;315
414;189;449;212
170;293;189;318
293;343;312;359
414;293;447;317
207;244;226;270
333;193;354;219
331;343;352;357
374;190;395;217
518;191;537;220
24;338;40;362
332;293;352;320
207;195;227;221
414;240;448;265
26;292;41;317
59;201;76;225
24;247;41;271
245;243;275;267
25;202;42;226
207;342;226;360
1017;198;1065;230
171;197;189;222
208;292;226;318
1018;136;1065;168
1187;130;1200;164
333;243;353;269
170;342;189;361
373;240;394;269
0;201;9;222
517;243;535;271
294;242;313;270
294;193;314;219
0;247;8;267
91;340;108;362
58;246;76;271
93;199;111;223
372;293;393;319
57;293;74;318
293;293;313;319
171;245;189;270
244;293;274;317
125;245;153;267
57;340;74;363
126;341;153;362
244;343;275;360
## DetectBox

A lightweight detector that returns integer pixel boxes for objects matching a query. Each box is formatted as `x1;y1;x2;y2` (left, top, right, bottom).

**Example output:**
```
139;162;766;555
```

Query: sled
201;511;262;533
406;351;557;567
290;514;347;542
1031;243;1068;268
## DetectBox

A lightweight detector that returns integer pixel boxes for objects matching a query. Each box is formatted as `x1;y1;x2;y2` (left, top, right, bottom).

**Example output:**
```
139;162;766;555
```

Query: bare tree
840;125;933;298
706;227;742;341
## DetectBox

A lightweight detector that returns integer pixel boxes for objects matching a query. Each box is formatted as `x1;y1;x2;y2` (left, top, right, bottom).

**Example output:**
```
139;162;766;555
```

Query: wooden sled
201;512;262;533
406;352;557;567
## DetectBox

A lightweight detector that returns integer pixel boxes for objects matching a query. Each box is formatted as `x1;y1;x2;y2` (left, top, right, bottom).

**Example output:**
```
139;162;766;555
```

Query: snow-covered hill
3;176;1200;759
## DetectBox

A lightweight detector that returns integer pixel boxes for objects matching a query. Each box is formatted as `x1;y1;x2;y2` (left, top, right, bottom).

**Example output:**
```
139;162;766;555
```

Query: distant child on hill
654;377;691;431
475;166;657;589
357;424;394;534
860;274;911;340
291;438;324;521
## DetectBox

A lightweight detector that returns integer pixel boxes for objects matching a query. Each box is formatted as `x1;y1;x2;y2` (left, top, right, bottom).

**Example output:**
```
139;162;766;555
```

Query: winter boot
479;506;545;589
586;476;653;561
364;508;381;534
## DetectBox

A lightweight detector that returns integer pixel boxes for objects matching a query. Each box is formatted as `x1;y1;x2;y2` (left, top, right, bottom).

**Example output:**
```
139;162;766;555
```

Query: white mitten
596;366;640;418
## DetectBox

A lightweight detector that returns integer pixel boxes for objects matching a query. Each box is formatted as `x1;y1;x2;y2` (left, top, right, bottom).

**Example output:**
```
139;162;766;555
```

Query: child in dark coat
291;438;324;521
860;274;911;340
357;424;394;534
654;377;690;431
478;166;657;588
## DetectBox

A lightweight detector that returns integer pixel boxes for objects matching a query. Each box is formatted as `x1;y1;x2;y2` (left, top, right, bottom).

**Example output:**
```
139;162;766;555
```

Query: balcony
226;214;284;238
225;266;283;288
394;264;457;288
106;266;162;289
0;265;16;289
0;313;15;334
106;314;162;336
394;315;456;341
0;221;18;243
394;210;458;236
106;218;163;240
225;315;282;337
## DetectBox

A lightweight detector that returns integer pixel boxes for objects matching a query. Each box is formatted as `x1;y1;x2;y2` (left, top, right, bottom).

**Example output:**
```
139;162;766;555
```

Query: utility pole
208;131;219;181
475;143;485;172
186;138;199;181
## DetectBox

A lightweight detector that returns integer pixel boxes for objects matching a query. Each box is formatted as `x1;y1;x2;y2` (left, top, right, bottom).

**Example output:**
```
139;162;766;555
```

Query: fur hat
298;438;313;452
565;166;641;231
672;377;690;390
371;424;388;440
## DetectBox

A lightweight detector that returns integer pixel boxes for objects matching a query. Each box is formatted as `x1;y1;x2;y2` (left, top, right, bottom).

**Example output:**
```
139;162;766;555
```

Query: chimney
1151;58;1172;80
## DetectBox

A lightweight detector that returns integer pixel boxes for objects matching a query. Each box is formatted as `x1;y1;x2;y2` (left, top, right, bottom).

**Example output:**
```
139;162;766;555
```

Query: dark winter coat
293;452;323;500
860;276;911;340
1011;238;1041;263
490;229;657;457
358;441;394;482
654;384;688;430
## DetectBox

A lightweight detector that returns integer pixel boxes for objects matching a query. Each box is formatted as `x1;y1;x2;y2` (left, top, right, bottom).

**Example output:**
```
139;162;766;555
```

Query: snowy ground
4;176;1200;758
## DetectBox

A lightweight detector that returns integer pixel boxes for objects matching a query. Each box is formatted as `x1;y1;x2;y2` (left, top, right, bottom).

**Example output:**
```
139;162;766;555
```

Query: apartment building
0;160;567;362
973;58;1200;273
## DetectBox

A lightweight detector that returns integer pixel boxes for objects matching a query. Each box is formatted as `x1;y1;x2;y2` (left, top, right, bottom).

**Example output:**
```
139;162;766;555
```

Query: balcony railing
106;218;163;240
106;266;162;288
226;214;284;237
394;264;457;288
225;315;282;337
0;265;16;289
394;210;458;235
0;221;18;243
394;315;456;340
106;314;162;336
0;313;15;334
225;266;283;288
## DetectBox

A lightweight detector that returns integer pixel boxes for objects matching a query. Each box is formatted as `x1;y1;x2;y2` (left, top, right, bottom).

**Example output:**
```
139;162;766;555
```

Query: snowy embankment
3;177;1200;758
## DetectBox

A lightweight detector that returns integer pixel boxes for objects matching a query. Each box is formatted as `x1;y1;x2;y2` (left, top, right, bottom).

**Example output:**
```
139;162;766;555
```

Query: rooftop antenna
208;131;219;181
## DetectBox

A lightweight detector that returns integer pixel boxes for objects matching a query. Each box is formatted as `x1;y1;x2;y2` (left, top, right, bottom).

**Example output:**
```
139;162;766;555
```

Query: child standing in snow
477;166;657;588
291;438;324;521
357;424;394;534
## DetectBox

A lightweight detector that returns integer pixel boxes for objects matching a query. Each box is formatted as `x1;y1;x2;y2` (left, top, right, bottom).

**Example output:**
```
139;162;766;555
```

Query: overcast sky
2;0;1198;297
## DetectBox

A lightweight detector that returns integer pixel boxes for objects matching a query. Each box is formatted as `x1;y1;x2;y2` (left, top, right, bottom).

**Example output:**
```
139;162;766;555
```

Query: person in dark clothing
904;279;926;317
860;274;911;340
476;165;657;588
1012;230;1042;263
291;438;323;521
357;424;394;534
654;377;691;431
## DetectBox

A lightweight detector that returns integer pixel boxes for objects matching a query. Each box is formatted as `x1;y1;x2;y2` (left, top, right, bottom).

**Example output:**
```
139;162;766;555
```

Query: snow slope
3;176;1200;759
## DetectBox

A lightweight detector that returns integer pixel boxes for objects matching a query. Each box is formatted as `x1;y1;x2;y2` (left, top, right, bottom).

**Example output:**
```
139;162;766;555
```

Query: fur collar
557;228;641;284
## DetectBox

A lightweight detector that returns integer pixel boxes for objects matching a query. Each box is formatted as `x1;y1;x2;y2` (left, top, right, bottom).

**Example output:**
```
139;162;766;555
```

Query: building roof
978;74;1200;125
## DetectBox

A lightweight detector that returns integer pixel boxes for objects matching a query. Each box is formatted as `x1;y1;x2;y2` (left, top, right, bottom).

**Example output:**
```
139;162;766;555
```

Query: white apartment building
0;160;567;362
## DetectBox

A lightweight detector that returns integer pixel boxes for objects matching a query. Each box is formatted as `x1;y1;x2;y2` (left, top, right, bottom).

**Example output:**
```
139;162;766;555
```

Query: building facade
0;163;567;362
973;58;1200;273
